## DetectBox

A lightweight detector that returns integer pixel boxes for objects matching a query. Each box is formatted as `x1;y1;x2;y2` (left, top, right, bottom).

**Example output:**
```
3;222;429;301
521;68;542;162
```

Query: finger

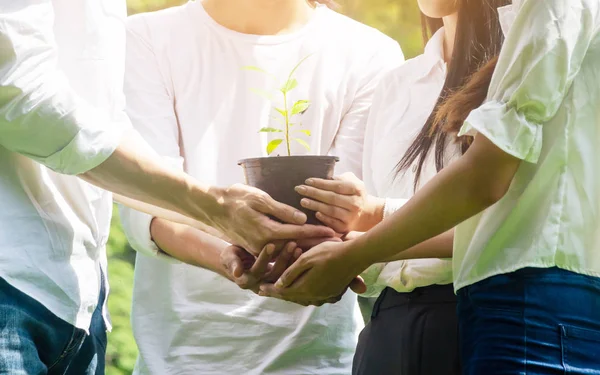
259;284;313;306
295;185;354;210
264;242;296;282
315;212;348;234
304;178;358;195
349;276;367;294
276;257;311;288
295;236;341;251
258;283;285;299
255;195;307;225
221;246;245;278
300;198;349;220
250;243;275;276
269;223;335;241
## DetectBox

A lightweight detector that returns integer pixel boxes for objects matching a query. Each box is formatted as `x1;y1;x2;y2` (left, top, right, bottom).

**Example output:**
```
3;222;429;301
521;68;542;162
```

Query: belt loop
371;288;389;319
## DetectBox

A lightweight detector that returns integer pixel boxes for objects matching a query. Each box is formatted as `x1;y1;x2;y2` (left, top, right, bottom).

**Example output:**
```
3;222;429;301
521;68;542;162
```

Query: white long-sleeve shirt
118;2;403;374
359;28;458;297
0;1;130;330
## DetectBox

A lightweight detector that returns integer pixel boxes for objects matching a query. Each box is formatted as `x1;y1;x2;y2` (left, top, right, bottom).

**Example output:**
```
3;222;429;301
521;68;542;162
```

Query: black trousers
353;285;460;375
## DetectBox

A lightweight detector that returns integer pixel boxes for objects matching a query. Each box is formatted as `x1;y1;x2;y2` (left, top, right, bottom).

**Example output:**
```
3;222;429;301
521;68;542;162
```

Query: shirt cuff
359;263;387;298
118;205;179;263
459;100;543;163
383;198;409;219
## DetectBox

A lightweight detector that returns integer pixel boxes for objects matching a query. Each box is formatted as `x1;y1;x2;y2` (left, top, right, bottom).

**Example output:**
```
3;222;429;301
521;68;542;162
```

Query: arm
381;229;454;261
348;0;599;267
0;4;332;255
261;0;599;303
150;218;230;277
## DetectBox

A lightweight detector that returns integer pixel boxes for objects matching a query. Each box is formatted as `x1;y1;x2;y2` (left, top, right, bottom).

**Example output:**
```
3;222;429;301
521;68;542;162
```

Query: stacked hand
218;175;379;306
214;183;337;255
220;232;368;306
221;242;303;294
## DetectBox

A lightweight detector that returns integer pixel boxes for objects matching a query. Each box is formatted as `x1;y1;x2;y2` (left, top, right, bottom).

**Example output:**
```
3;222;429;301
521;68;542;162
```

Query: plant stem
283;91;291;156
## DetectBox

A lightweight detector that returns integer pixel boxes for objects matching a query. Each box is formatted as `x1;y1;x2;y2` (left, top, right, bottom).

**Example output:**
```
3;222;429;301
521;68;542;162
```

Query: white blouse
361;28;461;296
454;0;600;291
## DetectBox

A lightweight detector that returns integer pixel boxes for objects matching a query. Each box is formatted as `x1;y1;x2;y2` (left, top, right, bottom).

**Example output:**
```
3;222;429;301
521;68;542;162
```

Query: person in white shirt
292;0;508;373
0;1;337;373
261;0;600;373
118;0;403;373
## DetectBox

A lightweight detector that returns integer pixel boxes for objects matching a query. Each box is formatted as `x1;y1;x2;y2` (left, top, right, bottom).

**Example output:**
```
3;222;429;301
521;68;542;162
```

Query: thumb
232;260;243;278
349;276;367;294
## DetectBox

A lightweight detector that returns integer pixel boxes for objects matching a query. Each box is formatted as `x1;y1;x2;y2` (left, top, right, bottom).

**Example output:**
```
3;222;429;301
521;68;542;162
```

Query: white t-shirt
119;2;403;374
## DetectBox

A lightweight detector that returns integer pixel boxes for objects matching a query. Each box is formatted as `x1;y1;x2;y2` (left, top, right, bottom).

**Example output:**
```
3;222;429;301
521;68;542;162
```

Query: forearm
114;194;231;242
382;229;454;262
349;137;517;267
81;129;225;227
150;218;231;280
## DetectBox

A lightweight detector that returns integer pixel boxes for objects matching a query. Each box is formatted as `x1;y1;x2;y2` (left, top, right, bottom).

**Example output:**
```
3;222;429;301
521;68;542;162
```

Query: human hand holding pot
294;172;385;234
214;183;336;256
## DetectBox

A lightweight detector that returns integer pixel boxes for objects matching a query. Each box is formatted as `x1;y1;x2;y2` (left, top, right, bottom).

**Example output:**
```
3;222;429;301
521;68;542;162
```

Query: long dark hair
397;0;509;190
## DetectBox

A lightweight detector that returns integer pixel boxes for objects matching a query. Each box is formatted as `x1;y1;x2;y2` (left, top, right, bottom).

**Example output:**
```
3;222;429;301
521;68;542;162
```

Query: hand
214;184;336;256
294;172;384;233
220;242;302;293
295;236;342;251
341;231;364;242
259;240;368;306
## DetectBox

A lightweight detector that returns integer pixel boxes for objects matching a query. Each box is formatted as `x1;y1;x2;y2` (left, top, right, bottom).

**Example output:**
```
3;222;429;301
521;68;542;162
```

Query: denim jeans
0;275;107;374
458;267;600;375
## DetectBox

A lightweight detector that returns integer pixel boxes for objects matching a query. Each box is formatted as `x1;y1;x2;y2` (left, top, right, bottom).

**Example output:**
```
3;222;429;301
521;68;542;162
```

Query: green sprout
242;55;313;156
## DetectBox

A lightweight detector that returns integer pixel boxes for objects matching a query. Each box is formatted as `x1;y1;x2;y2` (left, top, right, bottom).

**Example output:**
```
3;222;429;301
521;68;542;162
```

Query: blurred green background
107;1;424;373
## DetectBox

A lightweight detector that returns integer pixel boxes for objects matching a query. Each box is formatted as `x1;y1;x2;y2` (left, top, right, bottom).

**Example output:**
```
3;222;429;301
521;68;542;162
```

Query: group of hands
215;173;384;306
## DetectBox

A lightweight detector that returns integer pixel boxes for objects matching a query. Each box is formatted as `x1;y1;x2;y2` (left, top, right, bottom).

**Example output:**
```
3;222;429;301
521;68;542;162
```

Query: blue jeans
458;267;600;375
0;276;107;374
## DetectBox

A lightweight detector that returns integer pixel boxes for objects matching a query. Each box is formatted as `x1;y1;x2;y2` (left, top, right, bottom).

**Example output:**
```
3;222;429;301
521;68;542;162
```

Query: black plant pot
238;155;339;225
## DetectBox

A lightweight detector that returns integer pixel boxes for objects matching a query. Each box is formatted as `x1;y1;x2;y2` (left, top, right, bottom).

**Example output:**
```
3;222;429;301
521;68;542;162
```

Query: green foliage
106;207;138;375
246;55;313;156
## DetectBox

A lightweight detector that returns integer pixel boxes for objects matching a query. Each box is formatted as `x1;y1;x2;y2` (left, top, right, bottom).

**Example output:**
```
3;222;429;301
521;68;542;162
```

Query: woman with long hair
286;0;508;373
262;0;600;372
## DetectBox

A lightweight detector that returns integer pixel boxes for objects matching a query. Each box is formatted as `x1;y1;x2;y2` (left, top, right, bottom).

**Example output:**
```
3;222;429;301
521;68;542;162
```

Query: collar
498;0;523;37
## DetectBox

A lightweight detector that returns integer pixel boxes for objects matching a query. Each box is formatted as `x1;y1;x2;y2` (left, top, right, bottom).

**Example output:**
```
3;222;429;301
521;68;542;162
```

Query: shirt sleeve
0;1;128;175
118;15;183;262
329;38;404;178
459;0;600;163
359;197;409;297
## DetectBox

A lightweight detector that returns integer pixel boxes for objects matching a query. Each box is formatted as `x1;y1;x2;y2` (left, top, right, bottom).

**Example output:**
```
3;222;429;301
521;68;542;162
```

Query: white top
0;0;130;330
360;28;459;297
118;2;403;374
454;0;600;291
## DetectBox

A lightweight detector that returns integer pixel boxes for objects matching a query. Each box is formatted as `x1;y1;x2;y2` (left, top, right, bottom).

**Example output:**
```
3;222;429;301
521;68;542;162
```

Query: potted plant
238;55;339;225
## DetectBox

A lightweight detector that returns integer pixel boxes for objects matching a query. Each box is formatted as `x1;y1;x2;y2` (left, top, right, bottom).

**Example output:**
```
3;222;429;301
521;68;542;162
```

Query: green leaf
259;127;283;133
287;54;315;80
291;100;310;115
275;108;288;118
296;129;311;136
294;138;311;151
249;88;273;101
280;78;298;94
242;66;271;74
267;139;283;155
